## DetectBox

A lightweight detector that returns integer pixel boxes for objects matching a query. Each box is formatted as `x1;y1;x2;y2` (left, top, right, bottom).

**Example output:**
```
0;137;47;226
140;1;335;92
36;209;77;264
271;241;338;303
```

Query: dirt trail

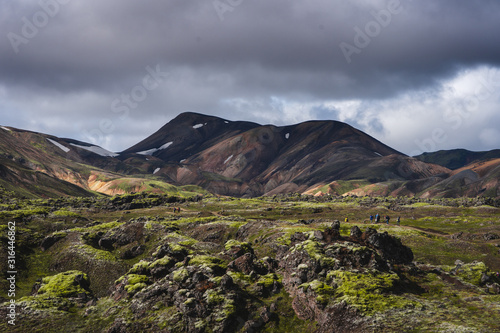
349;221;449;237
210;211;225;217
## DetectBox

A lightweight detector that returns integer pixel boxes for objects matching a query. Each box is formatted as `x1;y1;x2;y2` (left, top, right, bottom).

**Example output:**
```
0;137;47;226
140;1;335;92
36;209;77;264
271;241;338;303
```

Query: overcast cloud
1;0;499;155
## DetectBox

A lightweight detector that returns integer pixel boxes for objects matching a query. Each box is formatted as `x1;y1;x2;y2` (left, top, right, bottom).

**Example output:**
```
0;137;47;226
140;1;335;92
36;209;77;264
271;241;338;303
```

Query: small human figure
375;214;380;223
345;217;349;223
370;215;374;223
397;216;400;226
385;215;390;225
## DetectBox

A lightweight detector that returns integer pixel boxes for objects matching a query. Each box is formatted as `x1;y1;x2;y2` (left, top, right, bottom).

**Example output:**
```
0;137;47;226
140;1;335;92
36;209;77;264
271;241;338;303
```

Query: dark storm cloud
0;0;499;152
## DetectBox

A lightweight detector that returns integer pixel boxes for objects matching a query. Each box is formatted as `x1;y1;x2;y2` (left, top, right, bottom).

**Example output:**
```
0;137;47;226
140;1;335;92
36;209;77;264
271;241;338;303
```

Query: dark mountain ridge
415;148;500;170
0;112;498;198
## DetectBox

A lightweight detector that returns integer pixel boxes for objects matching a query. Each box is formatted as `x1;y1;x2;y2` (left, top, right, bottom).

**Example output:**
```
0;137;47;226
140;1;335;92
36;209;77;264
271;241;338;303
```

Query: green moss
120;274;149;294
300;279;334;305
72;221;124;233
204;289;224;305
75;244;116;261
224;239;253;253
276;228;316;246
125;282;147;293
178;239;198;247
51;231;68;238
184;297;196;306
150;256;174;269
257;273;282;288
126;274;148;285
37;270;90;298
188;255;227;271
452;261;489;286
173;268;189;283
0;207;50;220
227;271;254;286
329;270;418;315
215;298;237;322
291;239;337;268
128;260;151;274
52;209;82;218
17;295;75;311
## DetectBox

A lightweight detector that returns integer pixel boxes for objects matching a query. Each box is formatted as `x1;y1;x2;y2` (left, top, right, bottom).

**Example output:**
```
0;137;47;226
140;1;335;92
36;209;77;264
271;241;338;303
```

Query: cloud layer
1;0;499;154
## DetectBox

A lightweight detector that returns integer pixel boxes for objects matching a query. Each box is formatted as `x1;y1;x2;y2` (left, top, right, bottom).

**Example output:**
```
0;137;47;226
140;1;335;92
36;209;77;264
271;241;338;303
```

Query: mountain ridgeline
0;112;499;198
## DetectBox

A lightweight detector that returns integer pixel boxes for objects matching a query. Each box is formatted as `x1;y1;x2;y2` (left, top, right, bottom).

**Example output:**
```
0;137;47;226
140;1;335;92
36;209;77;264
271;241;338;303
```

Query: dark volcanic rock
363;228;414;264
40;233;66;251
350;225;362;238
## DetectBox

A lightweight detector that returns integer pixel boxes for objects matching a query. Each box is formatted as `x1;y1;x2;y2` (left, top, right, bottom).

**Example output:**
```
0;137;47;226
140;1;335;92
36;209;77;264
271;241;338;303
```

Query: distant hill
1;113;498;198
0;125;204;198
414;149;500;170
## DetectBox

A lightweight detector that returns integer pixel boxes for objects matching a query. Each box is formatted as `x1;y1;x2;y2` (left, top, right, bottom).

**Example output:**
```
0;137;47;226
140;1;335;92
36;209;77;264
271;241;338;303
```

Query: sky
1;0;499;156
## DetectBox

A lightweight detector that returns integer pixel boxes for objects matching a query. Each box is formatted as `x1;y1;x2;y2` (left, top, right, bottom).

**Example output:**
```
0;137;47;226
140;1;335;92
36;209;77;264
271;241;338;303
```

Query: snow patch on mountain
1;126;11;132
47;138;70;153
159;141;173;149
137;148;157;156
285;133;290;139
193;124;204;129
137;141;174;155
70;143;118;157
153;168;161;174
224;155;233;164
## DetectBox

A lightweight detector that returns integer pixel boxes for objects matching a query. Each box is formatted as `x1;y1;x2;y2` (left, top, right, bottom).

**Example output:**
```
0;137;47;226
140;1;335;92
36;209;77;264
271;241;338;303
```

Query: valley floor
0;194;499;332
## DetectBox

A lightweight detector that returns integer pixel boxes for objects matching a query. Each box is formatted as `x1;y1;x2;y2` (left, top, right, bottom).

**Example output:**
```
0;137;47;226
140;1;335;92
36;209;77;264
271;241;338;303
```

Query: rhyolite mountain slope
121;112;261;162
120;112;451;197
0;126;203;198
415;148;500;170
1;112;499;198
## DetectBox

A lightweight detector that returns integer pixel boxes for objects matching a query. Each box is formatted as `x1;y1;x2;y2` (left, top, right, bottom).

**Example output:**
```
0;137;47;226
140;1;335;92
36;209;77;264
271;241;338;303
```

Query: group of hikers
344;214;401;225
370;213;400;225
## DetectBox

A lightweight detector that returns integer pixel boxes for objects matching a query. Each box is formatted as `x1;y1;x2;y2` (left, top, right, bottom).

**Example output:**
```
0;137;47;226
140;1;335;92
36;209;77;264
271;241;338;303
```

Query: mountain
0;125;203;198
414;149;500;170
121;112;260;162
418;158;500;198
1;112;498;198
120;113;450;196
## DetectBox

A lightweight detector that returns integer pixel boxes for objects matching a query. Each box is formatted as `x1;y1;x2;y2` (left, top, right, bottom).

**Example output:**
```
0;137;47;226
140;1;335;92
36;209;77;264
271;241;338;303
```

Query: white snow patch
153;168;161;174
47;138;70;153
180;159;186;163
137;148;158;156
1;126;11;132
285;133;290;139
70;143;118;157
224;121;229;124
137;141;173;156
374;152;383;157
159;141;173;150
193;123;204;129
224;155;233;164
